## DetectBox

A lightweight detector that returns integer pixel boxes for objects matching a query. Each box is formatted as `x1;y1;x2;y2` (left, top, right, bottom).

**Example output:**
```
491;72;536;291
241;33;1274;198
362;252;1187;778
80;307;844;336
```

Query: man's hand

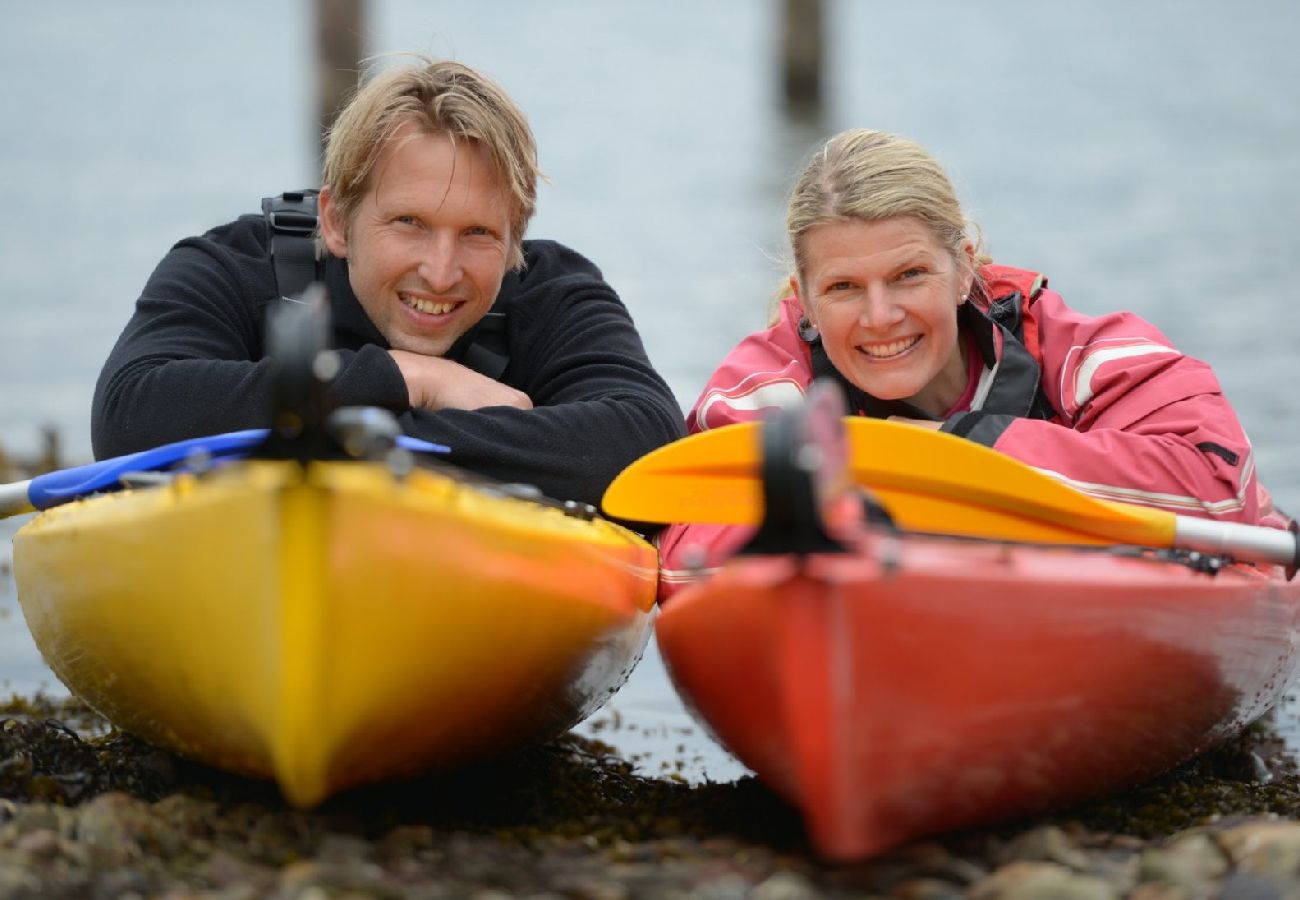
389;350;533;412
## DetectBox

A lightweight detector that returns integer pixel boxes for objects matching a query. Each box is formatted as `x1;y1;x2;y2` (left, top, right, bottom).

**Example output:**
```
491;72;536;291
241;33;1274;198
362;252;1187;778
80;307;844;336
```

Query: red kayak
616;382;1300;860
658;530;1300;859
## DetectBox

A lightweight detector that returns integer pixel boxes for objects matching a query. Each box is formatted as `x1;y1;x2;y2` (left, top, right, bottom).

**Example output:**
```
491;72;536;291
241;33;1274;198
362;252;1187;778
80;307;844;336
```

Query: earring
797;315;819;342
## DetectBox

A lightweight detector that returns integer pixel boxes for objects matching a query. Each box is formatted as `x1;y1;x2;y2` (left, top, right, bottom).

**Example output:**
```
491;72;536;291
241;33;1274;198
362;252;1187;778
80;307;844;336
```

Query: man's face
320;125;512;357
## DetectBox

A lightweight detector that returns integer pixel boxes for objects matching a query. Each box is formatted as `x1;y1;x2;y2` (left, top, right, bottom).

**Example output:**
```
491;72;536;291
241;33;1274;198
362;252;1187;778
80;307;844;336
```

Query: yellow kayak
14;458;657;806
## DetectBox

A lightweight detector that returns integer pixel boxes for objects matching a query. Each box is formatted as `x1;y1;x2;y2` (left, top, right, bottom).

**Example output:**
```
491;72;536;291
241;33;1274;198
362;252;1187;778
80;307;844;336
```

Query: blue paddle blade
23;429;449;511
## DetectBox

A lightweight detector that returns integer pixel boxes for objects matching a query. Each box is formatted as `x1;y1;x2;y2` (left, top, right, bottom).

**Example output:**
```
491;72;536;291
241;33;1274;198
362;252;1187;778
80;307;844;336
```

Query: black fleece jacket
92;213;685;511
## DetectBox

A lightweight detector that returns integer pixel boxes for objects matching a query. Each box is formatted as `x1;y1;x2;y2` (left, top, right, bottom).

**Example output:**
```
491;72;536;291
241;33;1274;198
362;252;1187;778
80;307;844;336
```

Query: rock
0;865;43;898
751;870;823;900
889;876;968;899
1216;870;1300;899
1126;884;1193;899
314;831;374;864
276;860;328;894
11;827;60;860
1137;830;1229;895
1219;820;1300;878
684;873;756;899
993;825;1092;871
895;841;989;884
969;860;1121;900
3;801;60;836
74;791;156;865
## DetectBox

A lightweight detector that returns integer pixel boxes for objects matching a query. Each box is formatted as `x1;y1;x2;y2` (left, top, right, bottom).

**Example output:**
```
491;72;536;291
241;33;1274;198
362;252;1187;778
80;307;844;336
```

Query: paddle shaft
1175;516;1298;569
0;427;450;521
0;480;34;518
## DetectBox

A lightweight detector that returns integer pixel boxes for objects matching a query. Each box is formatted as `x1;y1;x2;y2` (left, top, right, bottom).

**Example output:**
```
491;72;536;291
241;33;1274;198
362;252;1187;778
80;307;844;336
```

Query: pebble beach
8;694;1300;898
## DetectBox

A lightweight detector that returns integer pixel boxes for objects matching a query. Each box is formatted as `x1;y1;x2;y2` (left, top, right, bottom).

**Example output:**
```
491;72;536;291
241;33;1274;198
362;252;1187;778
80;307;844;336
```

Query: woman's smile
856;335;922;360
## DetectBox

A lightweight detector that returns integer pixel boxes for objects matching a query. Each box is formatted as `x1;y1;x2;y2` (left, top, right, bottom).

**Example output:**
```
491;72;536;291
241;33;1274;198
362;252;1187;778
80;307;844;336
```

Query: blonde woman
659;128;1289;598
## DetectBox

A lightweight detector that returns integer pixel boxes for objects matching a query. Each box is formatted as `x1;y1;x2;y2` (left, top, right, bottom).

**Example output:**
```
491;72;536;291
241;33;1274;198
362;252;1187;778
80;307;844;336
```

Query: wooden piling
37;426;60;475
315;0;366;164
781;0;824;114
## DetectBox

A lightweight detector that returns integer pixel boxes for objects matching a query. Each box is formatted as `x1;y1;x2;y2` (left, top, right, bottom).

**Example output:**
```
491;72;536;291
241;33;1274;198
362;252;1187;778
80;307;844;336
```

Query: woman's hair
785;129;984;292
321;56;539;269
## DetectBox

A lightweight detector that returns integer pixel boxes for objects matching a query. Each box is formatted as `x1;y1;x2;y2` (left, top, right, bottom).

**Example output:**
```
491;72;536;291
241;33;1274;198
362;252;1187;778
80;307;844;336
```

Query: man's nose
418;233;461;293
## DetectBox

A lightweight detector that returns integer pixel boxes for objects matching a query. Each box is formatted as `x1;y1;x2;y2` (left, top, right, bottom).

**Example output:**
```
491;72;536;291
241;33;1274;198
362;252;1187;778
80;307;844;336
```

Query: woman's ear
318;187;348;258
792;275;821;341
959;240;977;301
790;275;809;315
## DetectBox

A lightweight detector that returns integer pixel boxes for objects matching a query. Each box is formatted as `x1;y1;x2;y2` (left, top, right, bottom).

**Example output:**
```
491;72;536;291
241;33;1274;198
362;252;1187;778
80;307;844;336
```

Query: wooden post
316;0;366;166
781;0;824;114
38;425;61;474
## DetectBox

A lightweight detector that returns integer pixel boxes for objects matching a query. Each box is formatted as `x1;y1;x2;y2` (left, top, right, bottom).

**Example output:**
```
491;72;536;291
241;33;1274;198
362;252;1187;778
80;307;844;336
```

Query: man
91;58;684;511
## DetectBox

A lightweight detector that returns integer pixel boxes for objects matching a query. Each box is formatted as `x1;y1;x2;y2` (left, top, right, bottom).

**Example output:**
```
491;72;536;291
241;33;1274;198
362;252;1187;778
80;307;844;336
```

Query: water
2;1;1298;781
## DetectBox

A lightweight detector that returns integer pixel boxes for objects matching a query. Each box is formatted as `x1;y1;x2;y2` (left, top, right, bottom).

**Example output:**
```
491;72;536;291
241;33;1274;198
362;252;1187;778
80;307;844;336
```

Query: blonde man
93;58;683;511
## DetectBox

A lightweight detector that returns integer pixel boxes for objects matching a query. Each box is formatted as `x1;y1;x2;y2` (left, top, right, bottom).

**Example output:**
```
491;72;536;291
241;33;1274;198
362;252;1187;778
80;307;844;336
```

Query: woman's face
797;216;974;417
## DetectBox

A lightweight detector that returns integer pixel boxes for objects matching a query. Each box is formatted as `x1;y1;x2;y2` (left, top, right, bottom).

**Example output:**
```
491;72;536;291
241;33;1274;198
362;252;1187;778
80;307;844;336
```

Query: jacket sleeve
687;296;813;433
91;223;408;460
948;289;1279;526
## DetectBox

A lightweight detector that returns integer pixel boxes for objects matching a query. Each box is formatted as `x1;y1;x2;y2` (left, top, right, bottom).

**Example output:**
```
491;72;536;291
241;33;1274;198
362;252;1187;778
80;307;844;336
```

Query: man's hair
322;56;539;269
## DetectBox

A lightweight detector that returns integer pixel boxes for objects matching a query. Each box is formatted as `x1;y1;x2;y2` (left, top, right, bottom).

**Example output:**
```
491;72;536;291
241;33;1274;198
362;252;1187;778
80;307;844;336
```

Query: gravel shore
8;695;1300;898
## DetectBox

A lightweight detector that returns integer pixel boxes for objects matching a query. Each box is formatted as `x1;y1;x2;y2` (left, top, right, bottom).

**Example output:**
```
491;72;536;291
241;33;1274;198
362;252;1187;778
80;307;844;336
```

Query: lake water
2;1;1299;782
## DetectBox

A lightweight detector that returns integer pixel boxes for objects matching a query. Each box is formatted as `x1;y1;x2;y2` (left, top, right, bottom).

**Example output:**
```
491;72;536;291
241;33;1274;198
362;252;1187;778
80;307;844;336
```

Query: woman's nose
858;285;904;330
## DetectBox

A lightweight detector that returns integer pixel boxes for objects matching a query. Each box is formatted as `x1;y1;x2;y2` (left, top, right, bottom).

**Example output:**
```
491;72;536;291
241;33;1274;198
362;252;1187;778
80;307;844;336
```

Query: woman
658;128;1289;599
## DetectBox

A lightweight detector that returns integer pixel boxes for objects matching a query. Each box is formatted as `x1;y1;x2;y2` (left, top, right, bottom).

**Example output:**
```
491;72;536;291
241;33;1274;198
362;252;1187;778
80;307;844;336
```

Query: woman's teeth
858;336;920;359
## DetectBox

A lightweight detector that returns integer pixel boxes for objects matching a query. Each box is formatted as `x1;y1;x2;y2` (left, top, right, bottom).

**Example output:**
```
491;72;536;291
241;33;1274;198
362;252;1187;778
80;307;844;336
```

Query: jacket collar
323;256;387;351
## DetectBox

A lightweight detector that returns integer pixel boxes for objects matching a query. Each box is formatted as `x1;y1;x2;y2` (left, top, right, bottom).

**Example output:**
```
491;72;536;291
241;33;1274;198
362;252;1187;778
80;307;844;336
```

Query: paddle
0;428;449;518
602;414;1300;571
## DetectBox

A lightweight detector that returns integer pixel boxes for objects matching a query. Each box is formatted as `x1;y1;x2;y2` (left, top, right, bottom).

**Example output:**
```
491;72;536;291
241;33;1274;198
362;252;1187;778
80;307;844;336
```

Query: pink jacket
658;264;1289;599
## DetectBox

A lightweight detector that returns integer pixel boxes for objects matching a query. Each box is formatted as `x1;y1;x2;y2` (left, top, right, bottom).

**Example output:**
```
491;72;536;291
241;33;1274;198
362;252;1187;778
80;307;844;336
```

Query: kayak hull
15;461;657;806
657;530;1300;860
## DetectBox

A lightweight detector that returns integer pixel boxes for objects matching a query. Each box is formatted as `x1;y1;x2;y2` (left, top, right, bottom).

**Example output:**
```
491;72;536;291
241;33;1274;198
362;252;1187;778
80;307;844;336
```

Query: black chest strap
261;189;322;301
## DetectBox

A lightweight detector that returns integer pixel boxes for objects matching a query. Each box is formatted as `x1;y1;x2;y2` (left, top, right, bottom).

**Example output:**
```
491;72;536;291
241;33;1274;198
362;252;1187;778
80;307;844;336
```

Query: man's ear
318;187;348;258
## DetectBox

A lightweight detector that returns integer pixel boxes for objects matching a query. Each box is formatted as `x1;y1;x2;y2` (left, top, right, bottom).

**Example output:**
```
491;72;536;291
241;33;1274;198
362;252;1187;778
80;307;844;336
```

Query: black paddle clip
740;379;892;557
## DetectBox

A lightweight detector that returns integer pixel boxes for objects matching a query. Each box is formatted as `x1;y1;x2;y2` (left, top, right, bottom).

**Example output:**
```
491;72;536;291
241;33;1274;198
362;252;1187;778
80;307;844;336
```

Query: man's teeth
401;294;456;315
859;336;920;359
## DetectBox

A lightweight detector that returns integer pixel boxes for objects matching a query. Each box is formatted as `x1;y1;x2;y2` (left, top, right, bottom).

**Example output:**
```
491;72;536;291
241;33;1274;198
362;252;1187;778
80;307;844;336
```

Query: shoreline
7;695;1300;897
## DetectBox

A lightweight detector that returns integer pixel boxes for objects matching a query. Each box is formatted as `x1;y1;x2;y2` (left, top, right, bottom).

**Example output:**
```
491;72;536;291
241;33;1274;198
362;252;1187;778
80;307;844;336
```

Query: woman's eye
898;267;924;280
826;281;853;292
395;215;417;226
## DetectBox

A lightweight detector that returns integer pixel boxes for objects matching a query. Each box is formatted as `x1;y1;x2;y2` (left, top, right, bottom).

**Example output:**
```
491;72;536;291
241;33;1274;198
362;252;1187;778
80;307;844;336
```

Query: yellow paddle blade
604;418;1177;548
